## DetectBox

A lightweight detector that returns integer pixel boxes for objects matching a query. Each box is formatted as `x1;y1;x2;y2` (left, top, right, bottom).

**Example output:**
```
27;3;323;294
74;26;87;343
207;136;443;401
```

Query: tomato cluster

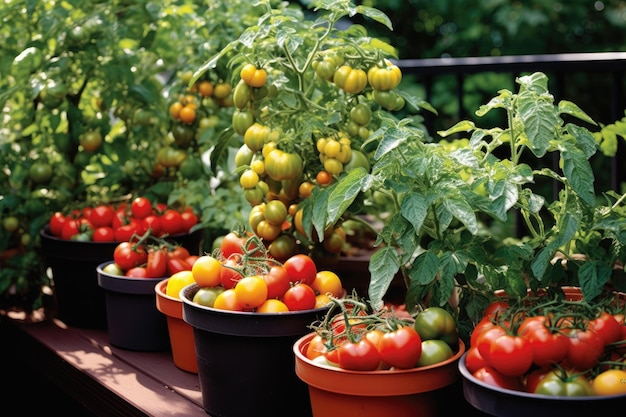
467;294;626;397
187;232;345;313
305;300;460;372
47;196;198;242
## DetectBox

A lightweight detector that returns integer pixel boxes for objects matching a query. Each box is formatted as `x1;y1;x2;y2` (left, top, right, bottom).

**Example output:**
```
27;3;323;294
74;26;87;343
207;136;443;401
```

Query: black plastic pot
458;352;626;417
97;261;170;351
39;226;202;328
181;283;329;417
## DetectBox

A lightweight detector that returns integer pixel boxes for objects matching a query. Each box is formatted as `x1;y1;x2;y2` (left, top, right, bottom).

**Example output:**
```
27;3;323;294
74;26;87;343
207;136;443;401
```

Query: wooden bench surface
1;314;207;417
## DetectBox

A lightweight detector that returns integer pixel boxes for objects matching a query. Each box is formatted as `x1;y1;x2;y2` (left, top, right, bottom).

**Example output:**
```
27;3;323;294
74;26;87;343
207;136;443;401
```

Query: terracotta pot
39;226;202;328
97;261;170;351
155;278;198;373
458;352;626;417
181;283;329;417
293;332;466;417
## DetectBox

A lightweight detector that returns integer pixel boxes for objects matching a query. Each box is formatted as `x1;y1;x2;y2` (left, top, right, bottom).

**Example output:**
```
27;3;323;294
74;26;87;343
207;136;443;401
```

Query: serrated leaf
368;246;401;308
327;168;371;224
400;192;431;234
579;261;612;300
373;126;408;160
561;146;596;206
519;96;557;158
443;196;478;234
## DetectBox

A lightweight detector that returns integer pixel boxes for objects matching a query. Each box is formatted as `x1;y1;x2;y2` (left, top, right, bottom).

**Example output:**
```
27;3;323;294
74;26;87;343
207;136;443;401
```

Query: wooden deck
1;313;206;417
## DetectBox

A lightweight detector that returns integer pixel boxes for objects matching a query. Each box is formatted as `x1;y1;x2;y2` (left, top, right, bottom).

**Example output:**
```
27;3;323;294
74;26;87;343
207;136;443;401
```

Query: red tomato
518;316;569;368
145;248;168;278
114;220;141;242
562;327;605;370
472;366;523;391
113;242;148;272
589;311;623;345
166;257;191;275
111;207;131;230
283;254;317;285
470;316;497;346
475;324;507;364
125;266;149;278
88;205;115;228
524;367;554;393
93;226;116;242
377;325;422;369
220;231;247;258
169;245;191;260
161;209;184;235
220;257;243;289
262;265;291;299
487;334;534;377
49;211;67;237
282;283;316;311
142;215;162;236
60;218;80;240
337;338;381;371
465;346;489;374
483;300;510;319
131;196;153;219
181;210;198;232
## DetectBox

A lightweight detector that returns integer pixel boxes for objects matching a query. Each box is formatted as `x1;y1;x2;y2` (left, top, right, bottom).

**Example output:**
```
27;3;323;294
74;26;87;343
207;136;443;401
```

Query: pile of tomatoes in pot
102;230;199;278
179;231;346;313
467;292;626;397
304;297;461;371
47;196;199;242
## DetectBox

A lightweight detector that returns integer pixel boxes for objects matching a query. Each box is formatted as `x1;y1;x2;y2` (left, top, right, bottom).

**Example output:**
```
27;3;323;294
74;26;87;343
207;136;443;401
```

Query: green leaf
356;6;393;30
561;145;596;207
373;126;409;160
518;93;557;158
326;168;371;224
368;246;401;308
578;261;612;300
558;100;597;126
437;120;475;137
443;196;478;235
400;192;431;234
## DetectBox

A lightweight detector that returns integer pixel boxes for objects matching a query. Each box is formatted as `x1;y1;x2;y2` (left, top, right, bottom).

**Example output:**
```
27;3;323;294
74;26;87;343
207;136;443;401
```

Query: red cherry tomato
283;254;317;285
282;283;316;311
131;196;153;220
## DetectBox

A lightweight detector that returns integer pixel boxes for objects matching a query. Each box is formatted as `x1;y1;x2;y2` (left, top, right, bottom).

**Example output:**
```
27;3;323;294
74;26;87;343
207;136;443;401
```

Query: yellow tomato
166;270;195;299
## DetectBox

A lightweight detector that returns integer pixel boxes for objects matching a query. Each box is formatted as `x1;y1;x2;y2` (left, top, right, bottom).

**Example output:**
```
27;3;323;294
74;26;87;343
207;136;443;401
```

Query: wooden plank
2;318;207;417
79;327;203;403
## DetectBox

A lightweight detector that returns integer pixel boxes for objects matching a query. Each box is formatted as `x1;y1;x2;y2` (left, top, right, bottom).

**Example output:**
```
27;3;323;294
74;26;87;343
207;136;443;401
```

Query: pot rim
293;331;465;396
458;352;626;401
97;261;167;294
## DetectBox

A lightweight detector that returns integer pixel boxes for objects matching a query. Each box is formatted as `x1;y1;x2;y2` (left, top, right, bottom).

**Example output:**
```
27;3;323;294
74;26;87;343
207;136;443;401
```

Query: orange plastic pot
155;279;198;373
293;332;466;417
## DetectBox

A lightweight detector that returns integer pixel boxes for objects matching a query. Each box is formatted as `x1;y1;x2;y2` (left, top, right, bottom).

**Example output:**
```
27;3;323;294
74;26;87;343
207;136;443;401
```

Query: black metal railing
397;52;626;192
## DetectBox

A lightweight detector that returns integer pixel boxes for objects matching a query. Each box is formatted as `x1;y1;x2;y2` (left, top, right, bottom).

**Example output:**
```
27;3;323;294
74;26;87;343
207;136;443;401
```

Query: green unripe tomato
414;306;459;347
416;339;454;367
